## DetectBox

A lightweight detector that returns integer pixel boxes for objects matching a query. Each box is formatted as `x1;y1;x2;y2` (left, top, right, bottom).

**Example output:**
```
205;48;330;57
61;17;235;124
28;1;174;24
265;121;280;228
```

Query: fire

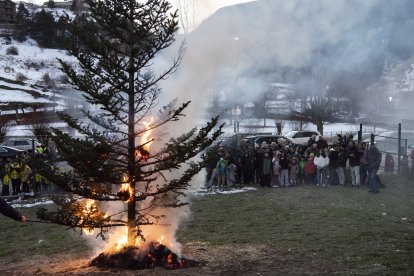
135;117;154;161
115;228;129;251
157;235;165;244
82;199;96;235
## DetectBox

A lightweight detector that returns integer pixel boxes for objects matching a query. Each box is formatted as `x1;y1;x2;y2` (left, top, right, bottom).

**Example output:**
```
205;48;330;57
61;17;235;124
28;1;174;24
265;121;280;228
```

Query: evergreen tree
16;2;30;22
32;9;57;47
47;0;56;9
37;0;222;245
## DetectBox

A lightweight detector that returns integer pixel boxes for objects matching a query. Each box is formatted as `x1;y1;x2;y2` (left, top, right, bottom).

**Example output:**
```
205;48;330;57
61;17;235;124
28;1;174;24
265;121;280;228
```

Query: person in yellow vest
1;161;10;196
20;160;32;193
8;160;21;195
33;171;43;195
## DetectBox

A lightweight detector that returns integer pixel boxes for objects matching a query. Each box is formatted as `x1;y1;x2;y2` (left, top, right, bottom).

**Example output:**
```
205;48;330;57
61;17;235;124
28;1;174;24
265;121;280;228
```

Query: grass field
0;174;413;275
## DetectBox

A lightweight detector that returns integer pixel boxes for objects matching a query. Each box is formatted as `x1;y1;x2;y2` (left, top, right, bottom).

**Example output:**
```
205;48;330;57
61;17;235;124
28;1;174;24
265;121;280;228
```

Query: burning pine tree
37;0;222;269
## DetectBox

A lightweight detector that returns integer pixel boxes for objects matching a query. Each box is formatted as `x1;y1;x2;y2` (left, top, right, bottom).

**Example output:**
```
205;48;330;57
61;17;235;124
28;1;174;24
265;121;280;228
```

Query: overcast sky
28;0;255;28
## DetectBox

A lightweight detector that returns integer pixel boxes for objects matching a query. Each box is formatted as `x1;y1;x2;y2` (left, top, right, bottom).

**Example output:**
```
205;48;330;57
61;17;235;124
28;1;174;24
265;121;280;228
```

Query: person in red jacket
0;198;26;222
304;154;317;185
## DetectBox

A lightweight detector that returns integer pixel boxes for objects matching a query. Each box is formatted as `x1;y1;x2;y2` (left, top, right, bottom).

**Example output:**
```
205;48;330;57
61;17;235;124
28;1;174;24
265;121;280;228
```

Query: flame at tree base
90;243;202;270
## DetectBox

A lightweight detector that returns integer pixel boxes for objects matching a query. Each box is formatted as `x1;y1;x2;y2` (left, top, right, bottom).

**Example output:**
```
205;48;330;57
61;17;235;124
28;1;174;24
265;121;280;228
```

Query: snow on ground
11;199;54;208
193;186;257;196
0;37;76;85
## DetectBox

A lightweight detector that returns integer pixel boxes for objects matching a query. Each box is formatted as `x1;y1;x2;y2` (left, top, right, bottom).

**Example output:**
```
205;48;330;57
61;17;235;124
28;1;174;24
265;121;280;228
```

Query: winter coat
384;153;394;173
226;163;237;185
261;156;273;176
272;158;280;175
336;149;348;167
304;160;316;175
289;163;299;179
328;149;339;168
0;198;22;221
316;139;328;150
216;159;228;175
314;156;330;169
279;158;290;170
367;146;382;170
348;147;361;167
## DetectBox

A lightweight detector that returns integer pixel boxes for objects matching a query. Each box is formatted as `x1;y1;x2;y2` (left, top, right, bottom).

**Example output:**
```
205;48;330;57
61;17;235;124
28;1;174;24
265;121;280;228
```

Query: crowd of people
0;144;58;196
207;134;414;194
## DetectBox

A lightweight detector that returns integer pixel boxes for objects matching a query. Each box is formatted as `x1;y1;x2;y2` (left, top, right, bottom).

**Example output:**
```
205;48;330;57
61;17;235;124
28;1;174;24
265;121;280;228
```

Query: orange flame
135;117;154;161
82;199;96;235
115;228;129;251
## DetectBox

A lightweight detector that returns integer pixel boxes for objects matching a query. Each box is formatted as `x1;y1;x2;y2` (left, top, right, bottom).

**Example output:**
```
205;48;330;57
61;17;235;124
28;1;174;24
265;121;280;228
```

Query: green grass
178;175;414;273
0;175;413;274
0;207;89;260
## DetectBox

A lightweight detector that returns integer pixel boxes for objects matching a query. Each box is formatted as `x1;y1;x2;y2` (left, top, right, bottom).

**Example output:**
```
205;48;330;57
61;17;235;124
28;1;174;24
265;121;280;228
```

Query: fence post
398;123;401;174
370;133;375;147
358;123;362;144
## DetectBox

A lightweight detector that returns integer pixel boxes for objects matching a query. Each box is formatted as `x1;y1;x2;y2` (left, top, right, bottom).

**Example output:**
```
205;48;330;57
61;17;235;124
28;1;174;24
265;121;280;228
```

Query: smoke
160;0;414;120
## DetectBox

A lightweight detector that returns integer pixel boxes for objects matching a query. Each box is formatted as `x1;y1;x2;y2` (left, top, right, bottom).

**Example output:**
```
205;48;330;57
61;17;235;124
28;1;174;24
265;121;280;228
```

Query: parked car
1;139;41;152
284;130;322;145
375;131;414;155
0;146;26;159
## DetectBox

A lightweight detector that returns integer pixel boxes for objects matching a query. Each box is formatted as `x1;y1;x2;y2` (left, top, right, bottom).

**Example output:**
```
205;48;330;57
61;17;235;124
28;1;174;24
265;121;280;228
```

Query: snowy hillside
0;37;76;86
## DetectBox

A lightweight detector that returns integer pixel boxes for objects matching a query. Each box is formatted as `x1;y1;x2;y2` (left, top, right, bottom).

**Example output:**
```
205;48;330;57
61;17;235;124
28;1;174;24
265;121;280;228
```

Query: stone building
0;0;16;23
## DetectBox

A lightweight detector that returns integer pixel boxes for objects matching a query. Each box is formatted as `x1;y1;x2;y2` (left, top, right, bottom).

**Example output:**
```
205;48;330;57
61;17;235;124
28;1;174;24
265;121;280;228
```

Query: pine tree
37;0;222;245
47;0;56;9
16;2;30;23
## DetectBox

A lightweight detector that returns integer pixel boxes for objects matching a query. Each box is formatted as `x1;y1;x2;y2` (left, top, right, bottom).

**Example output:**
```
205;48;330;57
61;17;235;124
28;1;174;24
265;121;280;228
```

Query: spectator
9;159;21;195
305;143;319;159
241;151;253;184
384;153;394;174
400;155;409;178
289;156;300;186
307;134;317;148
367;146;382;193
336;145;348;186
359;143;369;185
314;149;330;186
216;155;228;188
298;156;306;185
279;153;290;187
328;144;339;186
304;154;317;185
226;156;237;186
316;136;328;150
20;160;32;193
348;141;361;187
1;159;10;196
260;149;272;187
271;152;281;187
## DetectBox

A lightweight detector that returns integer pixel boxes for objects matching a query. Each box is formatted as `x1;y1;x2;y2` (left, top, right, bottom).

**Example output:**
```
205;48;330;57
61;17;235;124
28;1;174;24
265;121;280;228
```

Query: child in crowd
279;153;290;187
384;153;394;174
289;156;299;186
271;152;281;187
304;154;316;185
216;155;228;187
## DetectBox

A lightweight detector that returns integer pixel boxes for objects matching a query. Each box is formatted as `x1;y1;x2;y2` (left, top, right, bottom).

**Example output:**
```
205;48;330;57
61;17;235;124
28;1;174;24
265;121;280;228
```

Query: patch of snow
11;200;54;208
193;187;257;196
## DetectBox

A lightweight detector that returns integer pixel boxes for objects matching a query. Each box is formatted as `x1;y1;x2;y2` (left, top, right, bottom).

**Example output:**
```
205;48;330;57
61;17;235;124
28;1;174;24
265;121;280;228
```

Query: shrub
6;46;18;55
42;73;55;87
16;72;28;82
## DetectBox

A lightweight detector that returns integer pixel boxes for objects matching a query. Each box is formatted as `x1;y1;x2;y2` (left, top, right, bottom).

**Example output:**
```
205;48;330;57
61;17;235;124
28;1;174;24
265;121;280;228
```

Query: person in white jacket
314;149;330;186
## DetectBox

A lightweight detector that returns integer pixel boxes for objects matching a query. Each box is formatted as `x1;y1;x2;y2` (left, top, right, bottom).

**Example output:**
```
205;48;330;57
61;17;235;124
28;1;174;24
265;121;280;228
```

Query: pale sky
27;0;255;30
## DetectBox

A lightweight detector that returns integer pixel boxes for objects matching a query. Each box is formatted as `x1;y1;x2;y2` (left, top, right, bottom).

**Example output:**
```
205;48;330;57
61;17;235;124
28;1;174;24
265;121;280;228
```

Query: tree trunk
127;25;136;244
316;122;324;135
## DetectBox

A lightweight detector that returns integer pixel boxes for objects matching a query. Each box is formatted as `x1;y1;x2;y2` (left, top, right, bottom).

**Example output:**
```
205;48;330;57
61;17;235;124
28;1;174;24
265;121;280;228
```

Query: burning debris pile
90;242;201;270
